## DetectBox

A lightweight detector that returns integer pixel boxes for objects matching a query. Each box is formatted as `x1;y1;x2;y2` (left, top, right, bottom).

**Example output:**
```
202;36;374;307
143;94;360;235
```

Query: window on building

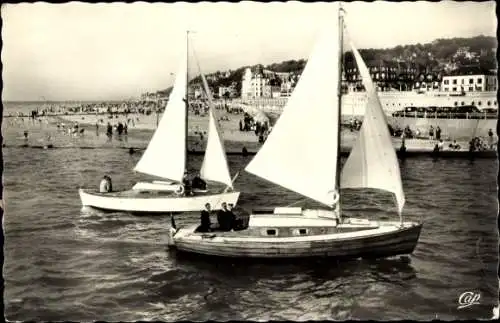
468;87;473;91
452;87;457;91
478;101;482;106
469;78;474;84
454;102;458;106
461;101;465;106
487;101;491;106
444;80;449;85
444;88;449;91
453;79;457;84
494;101;497;105
478;78;483;84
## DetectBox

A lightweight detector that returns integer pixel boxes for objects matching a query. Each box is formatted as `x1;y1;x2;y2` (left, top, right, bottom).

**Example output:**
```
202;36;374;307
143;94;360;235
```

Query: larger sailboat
167;7;423;258
79;32;240;213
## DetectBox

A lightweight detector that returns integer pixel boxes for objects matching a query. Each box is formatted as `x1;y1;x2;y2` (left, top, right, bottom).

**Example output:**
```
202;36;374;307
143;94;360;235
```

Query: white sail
340;39;405;215
198;68;233;188
245;19;340;207
200;107;233;188
134;40;187;182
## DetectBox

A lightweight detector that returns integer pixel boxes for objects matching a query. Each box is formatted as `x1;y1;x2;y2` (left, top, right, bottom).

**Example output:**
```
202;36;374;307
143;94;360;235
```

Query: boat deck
81;188;215;199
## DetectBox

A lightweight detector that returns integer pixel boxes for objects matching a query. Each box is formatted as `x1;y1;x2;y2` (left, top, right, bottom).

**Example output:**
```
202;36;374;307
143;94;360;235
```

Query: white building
241;67;273;99
441;74;497;93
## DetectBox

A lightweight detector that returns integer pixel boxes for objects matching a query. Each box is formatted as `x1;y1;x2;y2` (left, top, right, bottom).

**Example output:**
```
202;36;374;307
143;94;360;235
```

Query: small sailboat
79;32;240;213
168;7;422;258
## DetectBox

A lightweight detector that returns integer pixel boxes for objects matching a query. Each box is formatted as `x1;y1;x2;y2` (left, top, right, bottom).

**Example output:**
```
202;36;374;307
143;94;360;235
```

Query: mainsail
198;67;233;188
134;39;188;183
340;38;406;215
245;18;340;207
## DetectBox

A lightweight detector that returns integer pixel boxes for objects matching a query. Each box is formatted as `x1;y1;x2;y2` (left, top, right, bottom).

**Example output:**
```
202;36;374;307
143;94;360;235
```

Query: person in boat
99;175;112;193
182;171;192;196
196;203;212;233
437;139;444;151
227;203;237;231
192;173;207;191
217;202;231;231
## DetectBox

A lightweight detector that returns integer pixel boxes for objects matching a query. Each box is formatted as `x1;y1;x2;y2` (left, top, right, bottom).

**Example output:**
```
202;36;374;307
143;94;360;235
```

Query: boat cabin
207;207;380;238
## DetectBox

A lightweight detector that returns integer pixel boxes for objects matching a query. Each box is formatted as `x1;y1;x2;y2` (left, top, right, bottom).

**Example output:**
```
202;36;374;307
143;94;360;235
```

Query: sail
340;39;405;215
134;41;187;182
245;18;340;207
198;70;233;188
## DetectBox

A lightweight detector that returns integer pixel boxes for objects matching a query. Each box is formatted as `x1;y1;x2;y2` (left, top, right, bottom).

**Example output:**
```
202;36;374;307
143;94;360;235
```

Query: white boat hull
79;188;240;213
170;210;422;259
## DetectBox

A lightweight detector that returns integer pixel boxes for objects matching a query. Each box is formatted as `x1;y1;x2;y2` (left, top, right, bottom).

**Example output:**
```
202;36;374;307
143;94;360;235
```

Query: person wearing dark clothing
436;126;441;141
239;120;243;131
488;128;494;149
469;139;475;153
182;172;192;196
227;203;236;230
196;203;212;233
192;173;207;190
117;122;124;135
217;202;231;231
106;123;113;137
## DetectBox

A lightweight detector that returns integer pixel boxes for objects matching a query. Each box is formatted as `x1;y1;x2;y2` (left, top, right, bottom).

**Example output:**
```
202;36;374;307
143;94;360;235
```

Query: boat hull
172;221;423;259
79;188;240;213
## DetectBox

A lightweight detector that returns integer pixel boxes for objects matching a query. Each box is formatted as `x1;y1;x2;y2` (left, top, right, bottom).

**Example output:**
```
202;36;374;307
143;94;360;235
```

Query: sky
1;1;497;101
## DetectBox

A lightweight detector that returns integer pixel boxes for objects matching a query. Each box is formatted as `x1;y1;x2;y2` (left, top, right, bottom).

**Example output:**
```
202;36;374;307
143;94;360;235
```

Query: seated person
196;203;212;233
217;202;232;231
182;172;192;196
191;173;207;190
99;175;112;193
227;203;237;229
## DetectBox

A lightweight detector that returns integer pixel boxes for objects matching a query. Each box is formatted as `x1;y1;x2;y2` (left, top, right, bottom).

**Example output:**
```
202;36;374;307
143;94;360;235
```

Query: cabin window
454;101;458;106
478;101;482;106
299;229;307;235
266;229;277;236
461;101;465;106
487;101;491;106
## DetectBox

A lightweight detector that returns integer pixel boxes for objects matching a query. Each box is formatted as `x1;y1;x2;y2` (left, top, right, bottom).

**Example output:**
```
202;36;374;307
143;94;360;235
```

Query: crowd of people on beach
239;113;272;143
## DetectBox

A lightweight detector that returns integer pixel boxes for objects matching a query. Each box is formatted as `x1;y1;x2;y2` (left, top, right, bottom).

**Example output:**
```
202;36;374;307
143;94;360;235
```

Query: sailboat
79;32;240;213
167;8;423;258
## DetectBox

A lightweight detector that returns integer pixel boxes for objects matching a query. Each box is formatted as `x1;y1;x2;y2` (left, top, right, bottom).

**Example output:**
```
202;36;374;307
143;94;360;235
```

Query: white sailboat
79;32;240;213
168;7;422;258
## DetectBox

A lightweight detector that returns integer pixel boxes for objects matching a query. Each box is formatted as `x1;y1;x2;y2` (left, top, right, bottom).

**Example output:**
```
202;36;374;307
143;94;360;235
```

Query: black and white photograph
1;1;498;321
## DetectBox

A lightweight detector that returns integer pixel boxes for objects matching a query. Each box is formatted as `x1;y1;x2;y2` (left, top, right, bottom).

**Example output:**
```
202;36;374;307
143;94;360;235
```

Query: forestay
198;70;233;188
134;42;188;183
245;18;340;207
340;38;406;215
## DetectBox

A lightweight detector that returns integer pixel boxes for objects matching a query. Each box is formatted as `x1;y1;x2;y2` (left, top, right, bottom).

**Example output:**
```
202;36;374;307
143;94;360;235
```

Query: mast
336;5;344;212
185;30;189;172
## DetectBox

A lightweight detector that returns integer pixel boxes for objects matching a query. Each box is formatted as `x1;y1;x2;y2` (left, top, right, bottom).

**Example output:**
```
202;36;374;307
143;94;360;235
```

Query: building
441;67;497;93
241;66;273;99
218;83;238;98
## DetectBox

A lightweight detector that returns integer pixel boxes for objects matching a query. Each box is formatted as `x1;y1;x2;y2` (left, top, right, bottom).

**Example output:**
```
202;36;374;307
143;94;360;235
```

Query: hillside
152;35;497;97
